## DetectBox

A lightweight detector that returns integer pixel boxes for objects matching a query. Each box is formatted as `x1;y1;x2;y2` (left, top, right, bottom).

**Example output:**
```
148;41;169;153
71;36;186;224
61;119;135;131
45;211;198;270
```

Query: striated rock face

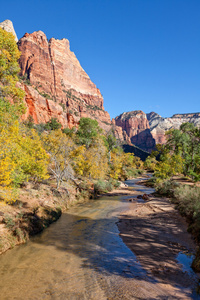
115;111;156;152
17;30;111;130
0;19;18;42
147;112;200;144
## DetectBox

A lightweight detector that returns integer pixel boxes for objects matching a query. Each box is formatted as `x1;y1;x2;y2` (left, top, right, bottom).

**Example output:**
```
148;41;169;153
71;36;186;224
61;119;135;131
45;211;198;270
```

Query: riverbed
0;177;199;299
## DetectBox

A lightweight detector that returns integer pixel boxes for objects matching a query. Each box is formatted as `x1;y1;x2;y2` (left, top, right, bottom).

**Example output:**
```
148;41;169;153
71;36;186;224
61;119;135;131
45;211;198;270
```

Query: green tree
44;118;62;131
76;117;102;149
166;123;200;181
104;131;118;162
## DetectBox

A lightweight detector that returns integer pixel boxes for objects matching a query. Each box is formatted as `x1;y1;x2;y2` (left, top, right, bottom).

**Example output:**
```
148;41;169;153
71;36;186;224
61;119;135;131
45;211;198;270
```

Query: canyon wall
115;111;156;152
17;30;111;130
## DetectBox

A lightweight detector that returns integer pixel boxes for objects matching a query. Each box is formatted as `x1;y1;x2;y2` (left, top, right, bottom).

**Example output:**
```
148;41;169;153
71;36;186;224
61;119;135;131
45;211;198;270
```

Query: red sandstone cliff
17;30;111;130
115;111;156;152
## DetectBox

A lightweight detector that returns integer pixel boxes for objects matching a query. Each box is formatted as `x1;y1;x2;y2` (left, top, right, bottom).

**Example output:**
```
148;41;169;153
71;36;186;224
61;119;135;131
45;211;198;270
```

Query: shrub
94;180;114;195
154;179;179;197
23;115;34;129
174;185;200;225
121;167;144;180
40;92;52;100
62;127;76;137
108;178;120;188
59;103;66;111
44;118;62;131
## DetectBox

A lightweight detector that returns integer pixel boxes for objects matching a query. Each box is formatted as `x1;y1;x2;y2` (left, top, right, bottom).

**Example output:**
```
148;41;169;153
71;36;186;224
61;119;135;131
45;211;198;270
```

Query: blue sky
1;0;200;118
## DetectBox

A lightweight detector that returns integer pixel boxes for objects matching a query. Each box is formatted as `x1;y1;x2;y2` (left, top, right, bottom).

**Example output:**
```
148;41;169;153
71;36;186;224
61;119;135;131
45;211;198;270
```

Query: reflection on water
177;252;195;275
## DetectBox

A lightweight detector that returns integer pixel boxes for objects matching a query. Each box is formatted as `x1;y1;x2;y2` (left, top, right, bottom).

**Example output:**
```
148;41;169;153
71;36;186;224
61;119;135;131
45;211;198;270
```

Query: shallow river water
0;179;199;299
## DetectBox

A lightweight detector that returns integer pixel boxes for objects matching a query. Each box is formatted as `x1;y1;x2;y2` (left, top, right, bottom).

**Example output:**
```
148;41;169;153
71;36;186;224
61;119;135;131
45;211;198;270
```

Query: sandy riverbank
112;178;200;298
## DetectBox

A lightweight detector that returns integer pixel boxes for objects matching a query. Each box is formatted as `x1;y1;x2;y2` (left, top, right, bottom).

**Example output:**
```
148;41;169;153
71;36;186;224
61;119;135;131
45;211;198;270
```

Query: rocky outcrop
0;19;18;42
17;30;111;130
115;111;156;152
115;110;200;151
147;112;200;144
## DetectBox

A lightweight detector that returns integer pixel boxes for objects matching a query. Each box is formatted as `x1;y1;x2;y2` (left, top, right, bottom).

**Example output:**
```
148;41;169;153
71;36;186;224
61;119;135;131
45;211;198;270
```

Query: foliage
174;185;200;223
154;179;179;197
154;153;184;180
62;127;76;137
144;156;157;171
44;118;62;131
72;137;108;179
42;130;75;189
104;131;118;162
165;123;200;181
23;115;35;129
0;121;49;202
76;117;102;149
108;149;142;180
94;179;114;195
0;98;20;126
0;27;25;111
144;151;158;171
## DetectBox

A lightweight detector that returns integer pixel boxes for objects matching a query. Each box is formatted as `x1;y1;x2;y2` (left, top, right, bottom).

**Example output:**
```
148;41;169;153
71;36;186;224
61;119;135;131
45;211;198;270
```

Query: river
0;178;199;299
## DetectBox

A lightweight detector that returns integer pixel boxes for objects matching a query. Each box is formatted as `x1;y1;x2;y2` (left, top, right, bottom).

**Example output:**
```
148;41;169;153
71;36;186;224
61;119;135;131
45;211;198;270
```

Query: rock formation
0;19;18;42
115;110;200;151
147;112;200;144
115;111;156;152
17;30;111;130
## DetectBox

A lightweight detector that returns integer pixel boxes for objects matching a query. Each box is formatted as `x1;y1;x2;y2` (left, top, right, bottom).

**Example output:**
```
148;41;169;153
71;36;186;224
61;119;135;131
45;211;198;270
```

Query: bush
94;180;114;195
108;178;121;188
174;185;200;232
121;168;144;180
154;179;179;197
44;118;62;131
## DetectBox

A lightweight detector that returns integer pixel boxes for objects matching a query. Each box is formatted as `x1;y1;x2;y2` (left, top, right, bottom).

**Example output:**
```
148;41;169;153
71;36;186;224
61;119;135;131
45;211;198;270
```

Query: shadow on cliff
131;129;156;153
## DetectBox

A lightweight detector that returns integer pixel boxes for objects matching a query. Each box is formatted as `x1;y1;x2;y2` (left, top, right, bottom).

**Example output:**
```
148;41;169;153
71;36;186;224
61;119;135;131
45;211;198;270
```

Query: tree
71;137;108;179
0;121;49;202
44;118;62;131
165;123;200;181
0;27;25;111
76;117;102;149
154;153;184;180
104;131;118;162
42;130;75;189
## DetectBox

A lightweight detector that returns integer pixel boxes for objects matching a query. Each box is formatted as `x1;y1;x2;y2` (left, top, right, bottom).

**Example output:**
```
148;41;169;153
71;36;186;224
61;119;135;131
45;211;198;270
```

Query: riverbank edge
116;177;200;296
135;177;200;273
0;178;135;256
0;179;93;255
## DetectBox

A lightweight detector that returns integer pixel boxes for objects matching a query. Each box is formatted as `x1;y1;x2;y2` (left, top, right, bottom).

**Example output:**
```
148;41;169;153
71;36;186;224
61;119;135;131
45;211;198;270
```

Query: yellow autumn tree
0;27;24;105
71;137;108;179
109;148;124;179
154;153;184;181
42;130;75;189
0;121;49;202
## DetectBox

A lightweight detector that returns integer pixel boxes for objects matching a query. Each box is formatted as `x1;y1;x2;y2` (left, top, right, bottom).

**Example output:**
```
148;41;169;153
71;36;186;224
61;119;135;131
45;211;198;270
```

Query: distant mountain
115;111;200;152
147;112;200;145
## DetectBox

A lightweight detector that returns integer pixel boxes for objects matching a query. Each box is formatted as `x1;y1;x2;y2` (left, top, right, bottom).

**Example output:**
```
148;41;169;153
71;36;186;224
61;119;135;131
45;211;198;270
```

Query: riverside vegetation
144;122;200;272
0;28;144;253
